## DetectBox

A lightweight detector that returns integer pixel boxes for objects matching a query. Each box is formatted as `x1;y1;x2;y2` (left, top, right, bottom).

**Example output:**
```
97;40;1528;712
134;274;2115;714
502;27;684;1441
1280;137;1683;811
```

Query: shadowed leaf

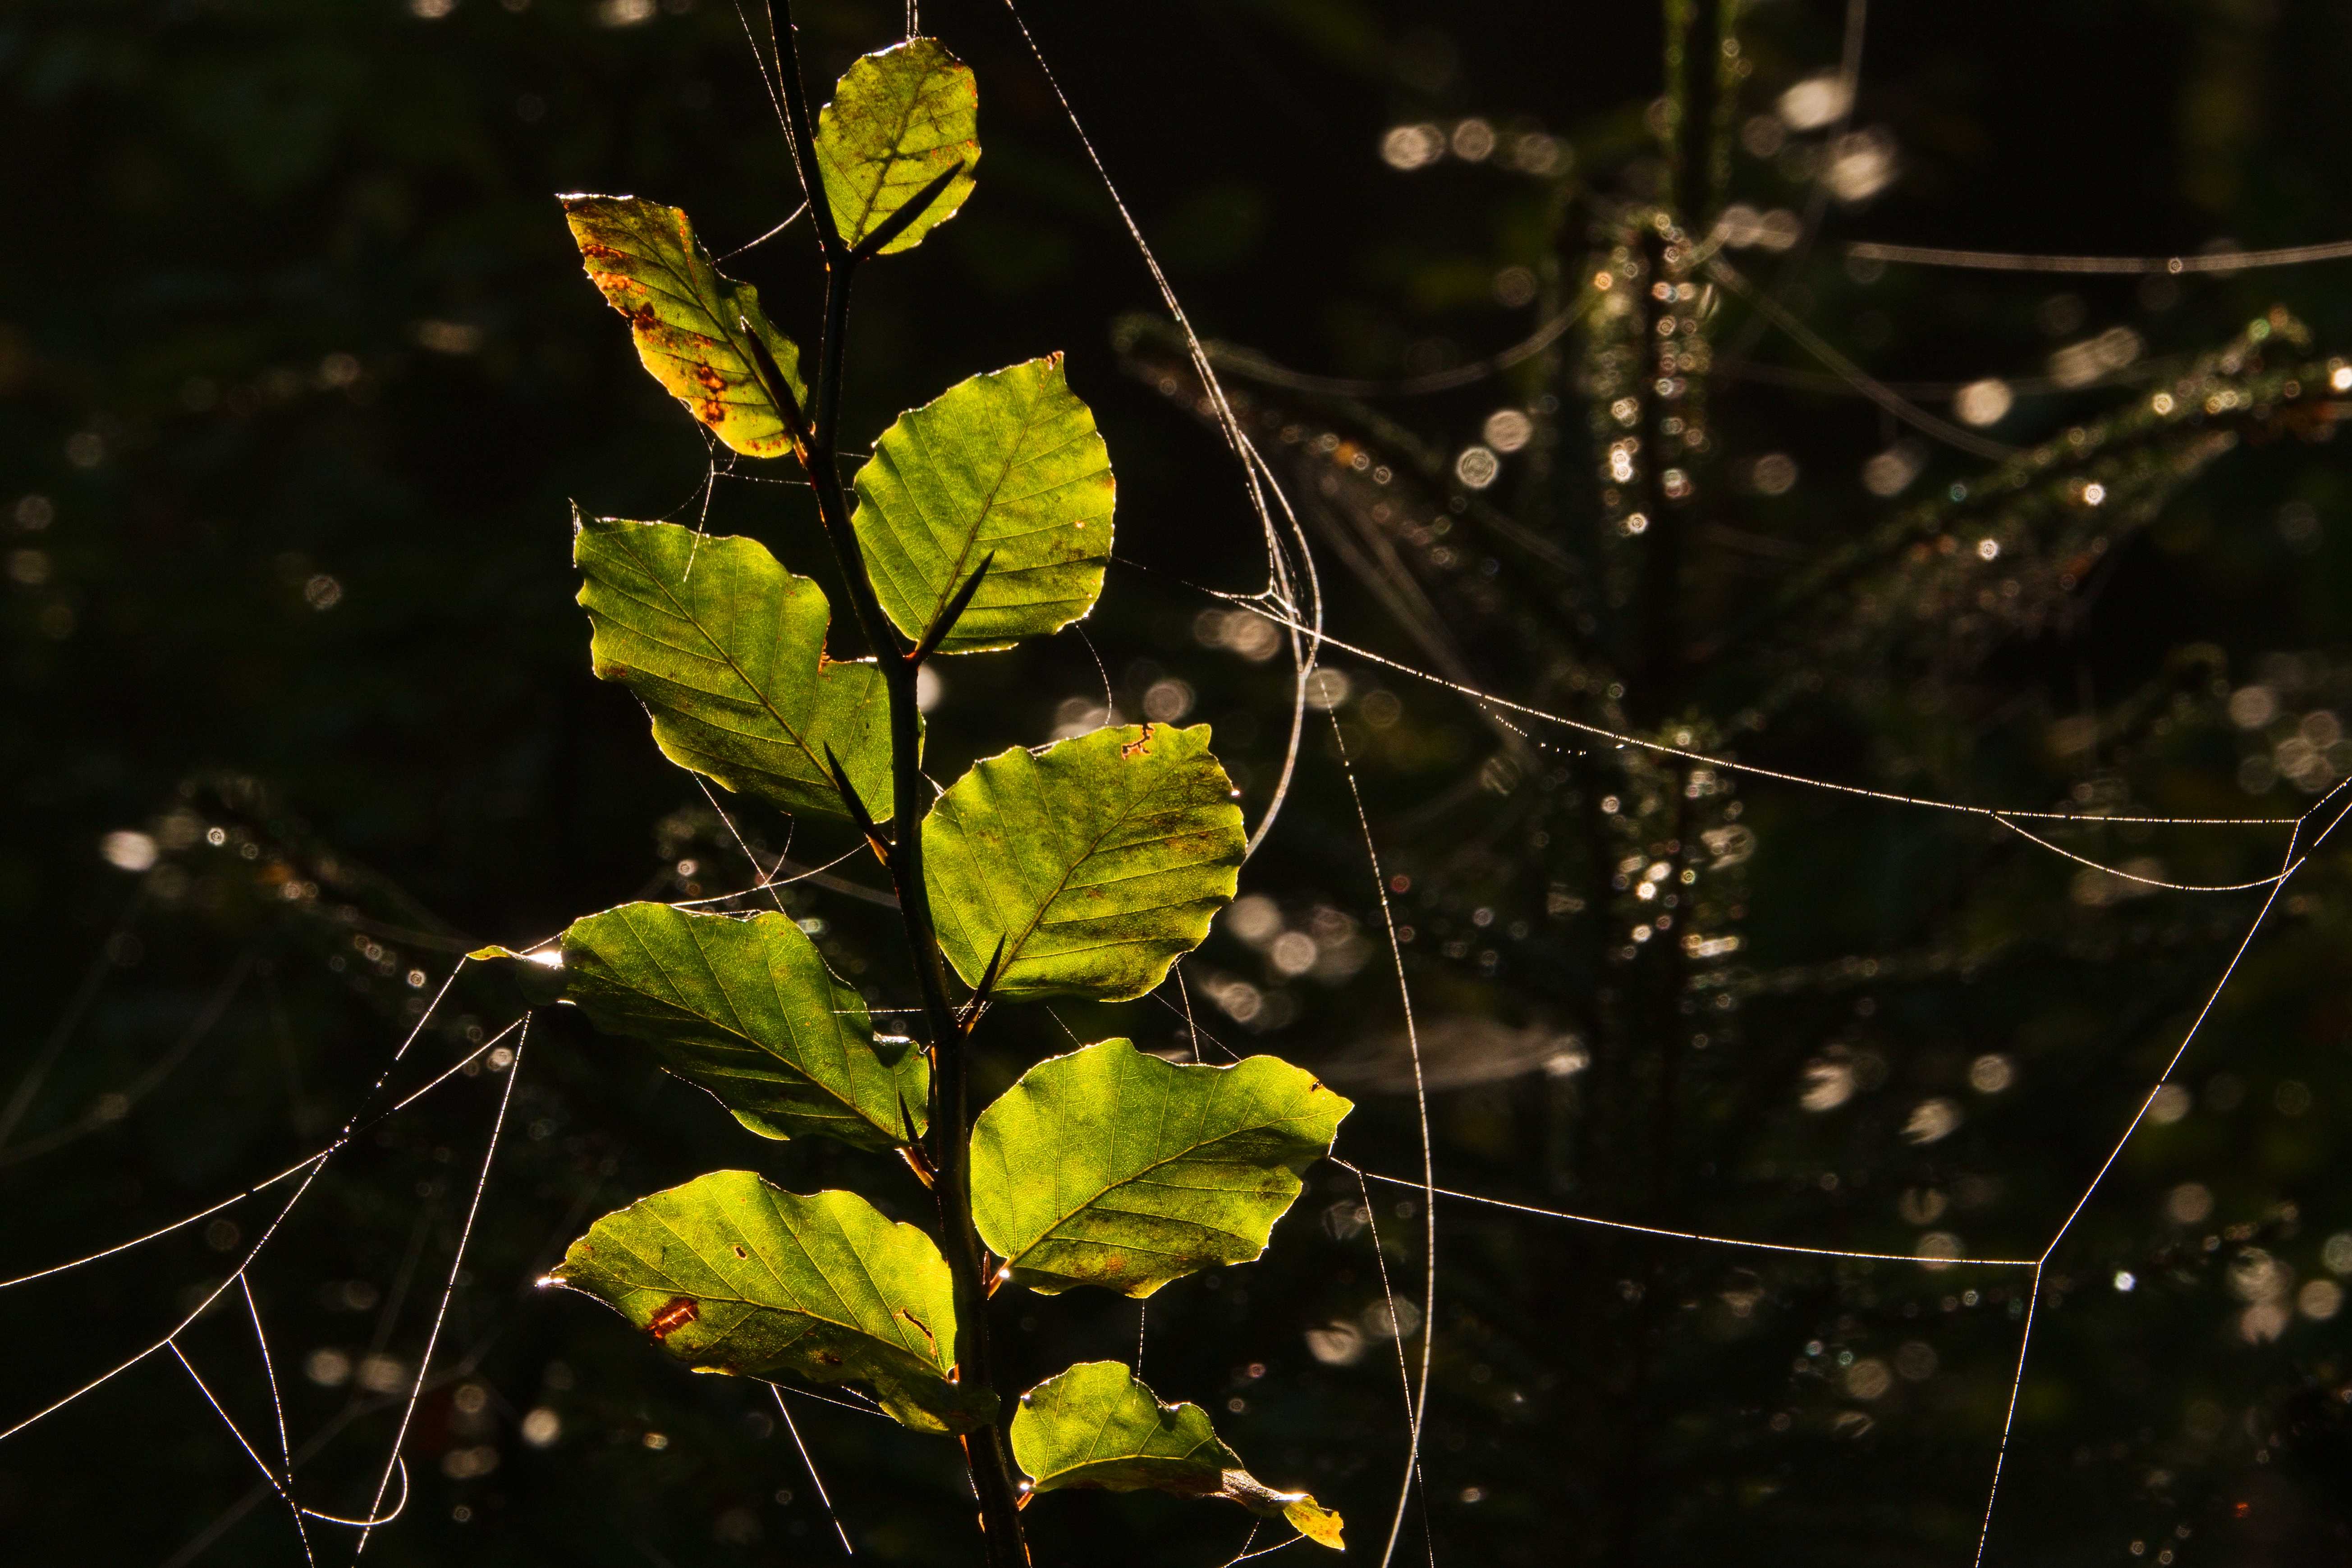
852;354;1113;653
970;1037;1352;1297
548;1171;993;1434
814;38;979;256
574;514;896;821
560;195;807;457
923;724;1243;1001
1011;1361;1344;1549
555;902;923;1150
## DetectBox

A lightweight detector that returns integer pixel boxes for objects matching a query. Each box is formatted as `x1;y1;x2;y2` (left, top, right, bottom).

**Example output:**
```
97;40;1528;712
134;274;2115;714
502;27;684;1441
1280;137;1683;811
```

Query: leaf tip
1284;1497;1346;1551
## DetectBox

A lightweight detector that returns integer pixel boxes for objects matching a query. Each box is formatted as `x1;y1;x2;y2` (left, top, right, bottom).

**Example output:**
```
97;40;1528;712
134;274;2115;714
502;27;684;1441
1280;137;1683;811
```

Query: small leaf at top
557;902;924;1151
547;1170;994;1434
575;514;897;822
1010;1361;1344;1550
970;1037;1352;1297
561;195;808;458
852;355;1113;653
923;724;1244;1002
814;38;979;256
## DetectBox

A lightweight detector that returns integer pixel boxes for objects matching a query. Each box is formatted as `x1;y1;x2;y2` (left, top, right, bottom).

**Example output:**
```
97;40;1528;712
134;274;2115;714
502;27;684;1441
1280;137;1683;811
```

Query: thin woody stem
768;6;1030;1563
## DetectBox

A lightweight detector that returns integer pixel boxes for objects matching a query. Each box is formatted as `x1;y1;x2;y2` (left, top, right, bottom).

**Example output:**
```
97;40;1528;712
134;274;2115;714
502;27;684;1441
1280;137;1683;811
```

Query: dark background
4;1;2352;1564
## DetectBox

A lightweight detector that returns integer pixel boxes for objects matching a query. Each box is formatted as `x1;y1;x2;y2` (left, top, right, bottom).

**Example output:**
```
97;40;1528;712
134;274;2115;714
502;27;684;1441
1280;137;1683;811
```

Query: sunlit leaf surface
561;195;807;457
814;38;978;256
970;1037;1352;1297
852;354;1113;652
924;724;1243;1001
548;1171;993;1433
574;515;895;821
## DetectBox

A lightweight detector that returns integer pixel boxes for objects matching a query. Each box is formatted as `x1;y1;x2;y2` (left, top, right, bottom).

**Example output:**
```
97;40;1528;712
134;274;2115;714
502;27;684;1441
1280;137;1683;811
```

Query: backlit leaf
1011;1361;1344;1549
557;902;923;1151
1012;1358;1232;1493
969;1037;1352;1297
814;38;979;256
547;1171;994;1434
575;514;896;821
923;724;1243;1001
561;195;807;458
852;354;1113;653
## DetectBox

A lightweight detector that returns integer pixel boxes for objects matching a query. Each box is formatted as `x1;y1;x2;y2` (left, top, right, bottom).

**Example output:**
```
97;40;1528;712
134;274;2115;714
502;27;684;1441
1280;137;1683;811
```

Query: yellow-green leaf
851;355;1113;653
1011;1361;1344;1549
970;1038;1352;1297
575;513;896;821
814;38;978;256
547;1171;994;1434
923;724;1243;1002
557;902;923;1151
561;195;807;458
1013;1359;1233;1493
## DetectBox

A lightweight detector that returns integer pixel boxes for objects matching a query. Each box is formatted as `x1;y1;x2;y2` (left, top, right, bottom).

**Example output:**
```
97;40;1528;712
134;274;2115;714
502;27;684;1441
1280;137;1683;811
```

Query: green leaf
969;1037;1352;1297
814;38;979;256
561;195;808;458
1011;1361;1345;1550
547;1171;994;1434
575;513;896;821
924;724;1244;1001
1012;1359;1232;1493
851;355;1113;653
554;902;923;1151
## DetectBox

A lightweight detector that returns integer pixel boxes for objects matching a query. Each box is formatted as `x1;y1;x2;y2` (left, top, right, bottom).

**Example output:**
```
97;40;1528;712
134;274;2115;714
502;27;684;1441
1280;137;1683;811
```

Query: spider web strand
355;1016;530;1555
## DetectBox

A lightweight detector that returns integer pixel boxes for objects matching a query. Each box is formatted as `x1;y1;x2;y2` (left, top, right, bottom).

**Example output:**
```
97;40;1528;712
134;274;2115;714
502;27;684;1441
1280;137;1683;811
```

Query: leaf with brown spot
548;1171;994;1434
647;1297;699;1341
561;194;809;458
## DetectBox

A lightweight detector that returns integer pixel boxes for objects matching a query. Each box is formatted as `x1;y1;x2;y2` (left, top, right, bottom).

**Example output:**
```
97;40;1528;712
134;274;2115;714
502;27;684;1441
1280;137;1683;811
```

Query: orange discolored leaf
560;194;809;460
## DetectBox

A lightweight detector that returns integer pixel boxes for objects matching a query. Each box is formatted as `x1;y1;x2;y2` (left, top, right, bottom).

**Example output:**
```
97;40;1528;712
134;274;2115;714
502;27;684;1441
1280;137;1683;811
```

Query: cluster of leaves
479;34;1348;1560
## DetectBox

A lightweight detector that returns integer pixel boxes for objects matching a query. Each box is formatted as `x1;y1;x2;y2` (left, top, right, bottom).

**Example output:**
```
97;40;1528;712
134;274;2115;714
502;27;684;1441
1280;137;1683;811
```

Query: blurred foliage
5;1;2352;1565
